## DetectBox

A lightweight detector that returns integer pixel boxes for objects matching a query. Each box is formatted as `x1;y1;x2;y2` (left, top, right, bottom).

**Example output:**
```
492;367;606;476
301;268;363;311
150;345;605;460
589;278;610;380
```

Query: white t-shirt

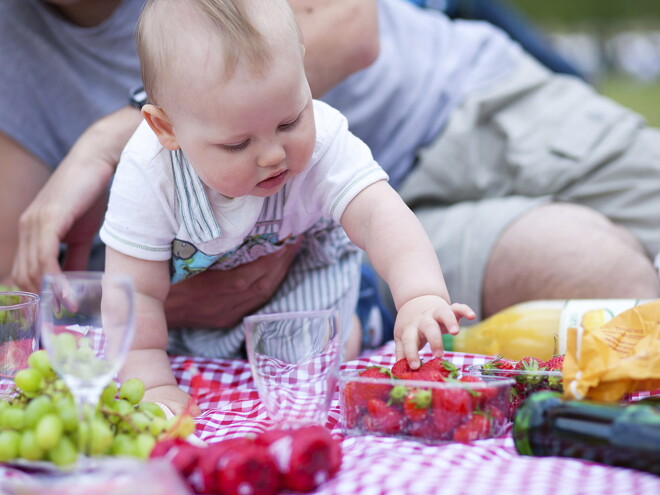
100;100;387;280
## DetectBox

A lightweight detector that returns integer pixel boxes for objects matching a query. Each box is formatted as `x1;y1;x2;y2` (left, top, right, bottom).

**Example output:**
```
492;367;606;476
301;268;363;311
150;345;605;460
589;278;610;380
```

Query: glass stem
73;388;102;464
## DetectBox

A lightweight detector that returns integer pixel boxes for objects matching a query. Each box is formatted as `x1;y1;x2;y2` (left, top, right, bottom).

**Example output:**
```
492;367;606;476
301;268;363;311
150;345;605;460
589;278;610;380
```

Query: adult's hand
165;238;303;329
11;107;143;292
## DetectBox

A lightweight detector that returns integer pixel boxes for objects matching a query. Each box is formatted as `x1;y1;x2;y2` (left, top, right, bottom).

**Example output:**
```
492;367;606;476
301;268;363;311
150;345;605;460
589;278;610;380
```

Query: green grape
27;350;55;378
138;401;167;420
118;378;145;405
89;419;113;456
128;411;150;433
47;435;78;467
54;332;77;361
14;368;44;394
19;430;45;461
2;407;26;431
76;344;95;362
111;398;134;418
0;430;20;462
54;396;78;433
25;395;54;429
74;421;89;453
35;414;64;450
134;433;156;459
0;400;10;413
111;433;137;457
148;416;167;437
100;381;118;406
166;414;196;438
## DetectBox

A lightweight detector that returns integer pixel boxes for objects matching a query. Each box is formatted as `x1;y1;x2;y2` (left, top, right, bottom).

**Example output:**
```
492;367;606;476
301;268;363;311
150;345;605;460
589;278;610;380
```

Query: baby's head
137;0;302;109
136;0;315;200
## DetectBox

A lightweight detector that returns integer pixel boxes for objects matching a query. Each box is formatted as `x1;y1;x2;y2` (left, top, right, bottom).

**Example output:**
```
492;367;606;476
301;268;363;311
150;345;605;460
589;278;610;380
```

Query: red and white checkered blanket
175;341;660;495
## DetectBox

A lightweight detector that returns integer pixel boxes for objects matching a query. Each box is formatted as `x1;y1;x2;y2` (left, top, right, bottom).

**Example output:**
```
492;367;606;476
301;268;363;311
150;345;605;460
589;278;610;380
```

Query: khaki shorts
389;54;660;319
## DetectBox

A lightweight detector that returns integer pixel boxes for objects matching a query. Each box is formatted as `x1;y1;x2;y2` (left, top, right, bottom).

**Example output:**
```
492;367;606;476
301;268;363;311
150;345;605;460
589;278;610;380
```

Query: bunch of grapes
0;349;195;466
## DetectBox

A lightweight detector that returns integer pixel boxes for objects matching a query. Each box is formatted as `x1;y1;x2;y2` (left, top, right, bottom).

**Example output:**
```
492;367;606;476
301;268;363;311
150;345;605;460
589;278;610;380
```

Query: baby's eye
278;115;301;131
221;140;250;152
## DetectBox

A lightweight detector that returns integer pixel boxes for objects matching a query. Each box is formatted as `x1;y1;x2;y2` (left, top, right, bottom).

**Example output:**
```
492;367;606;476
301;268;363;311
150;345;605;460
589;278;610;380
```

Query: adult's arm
290;0;380;97
10;106;143;293
0;132;51;286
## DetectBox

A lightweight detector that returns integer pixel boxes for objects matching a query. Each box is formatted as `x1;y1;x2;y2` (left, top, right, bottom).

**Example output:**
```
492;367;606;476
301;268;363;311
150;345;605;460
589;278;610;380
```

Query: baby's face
165;39;315;199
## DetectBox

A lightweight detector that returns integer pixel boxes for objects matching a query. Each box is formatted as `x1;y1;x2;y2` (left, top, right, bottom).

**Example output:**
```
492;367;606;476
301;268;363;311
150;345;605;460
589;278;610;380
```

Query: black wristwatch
128;84;148;110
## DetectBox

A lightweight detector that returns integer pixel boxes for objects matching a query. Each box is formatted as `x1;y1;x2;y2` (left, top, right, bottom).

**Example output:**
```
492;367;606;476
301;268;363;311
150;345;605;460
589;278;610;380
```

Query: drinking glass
39;272;136;461
244;310;341;427
0;291;39;398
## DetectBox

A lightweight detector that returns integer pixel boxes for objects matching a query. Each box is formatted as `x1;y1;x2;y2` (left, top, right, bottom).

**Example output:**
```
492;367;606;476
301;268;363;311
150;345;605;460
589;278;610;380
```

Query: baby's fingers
395;324;423;370
451;303;475;323
432;305;461;336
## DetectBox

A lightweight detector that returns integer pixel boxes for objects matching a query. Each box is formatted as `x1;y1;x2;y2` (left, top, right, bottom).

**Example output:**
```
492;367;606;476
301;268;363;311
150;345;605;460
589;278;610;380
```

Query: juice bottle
442;299;646;361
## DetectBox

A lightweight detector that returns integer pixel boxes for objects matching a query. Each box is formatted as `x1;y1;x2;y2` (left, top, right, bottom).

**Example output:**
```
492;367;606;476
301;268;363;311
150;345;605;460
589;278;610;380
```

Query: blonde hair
136;0;301;105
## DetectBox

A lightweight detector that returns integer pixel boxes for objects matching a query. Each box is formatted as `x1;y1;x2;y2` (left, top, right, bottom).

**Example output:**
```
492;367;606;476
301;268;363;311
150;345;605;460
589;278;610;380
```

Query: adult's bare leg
482;202;660;317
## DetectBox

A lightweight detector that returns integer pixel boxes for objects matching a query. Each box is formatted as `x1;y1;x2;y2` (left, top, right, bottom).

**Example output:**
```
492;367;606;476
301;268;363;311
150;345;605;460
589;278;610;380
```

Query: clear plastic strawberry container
338;370;514;443
464;362;563;420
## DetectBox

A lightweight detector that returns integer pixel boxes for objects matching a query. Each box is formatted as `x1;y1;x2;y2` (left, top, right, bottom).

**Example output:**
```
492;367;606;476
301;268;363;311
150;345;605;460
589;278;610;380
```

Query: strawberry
453;413;490;443
508;392;524;421
257;425;342;493
416;367;447;383
402;389;432;422
391;358;415;378
543;355;565;389
515;356;545;371
149;437;201;478
392;357;451;382
419;358;458;379
196;437;280;495
431;386;471;435
543;355;564;371
406;415;435;438
481;357;515;377
364;398;402;434
458;375;497;406
484;405;506;432
432;385;472;415
344;366;392;415
432;409;462;437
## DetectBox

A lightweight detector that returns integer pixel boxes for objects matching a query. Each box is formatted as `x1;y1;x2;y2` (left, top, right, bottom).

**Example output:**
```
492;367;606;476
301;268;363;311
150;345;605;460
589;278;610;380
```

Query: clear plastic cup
0;291;39;397
244;310;341;427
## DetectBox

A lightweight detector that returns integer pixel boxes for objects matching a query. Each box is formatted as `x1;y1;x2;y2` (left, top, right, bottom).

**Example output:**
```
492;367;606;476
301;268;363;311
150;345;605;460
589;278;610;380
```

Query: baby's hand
393;295;474;369
143;384;202;417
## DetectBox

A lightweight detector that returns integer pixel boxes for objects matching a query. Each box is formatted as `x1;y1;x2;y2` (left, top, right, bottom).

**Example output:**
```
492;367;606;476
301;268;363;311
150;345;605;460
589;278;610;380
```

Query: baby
100;0;473;414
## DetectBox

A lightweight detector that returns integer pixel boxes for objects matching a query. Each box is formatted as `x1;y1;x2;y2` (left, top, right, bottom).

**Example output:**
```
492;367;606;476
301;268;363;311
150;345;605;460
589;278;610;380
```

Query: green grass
597;74;660;127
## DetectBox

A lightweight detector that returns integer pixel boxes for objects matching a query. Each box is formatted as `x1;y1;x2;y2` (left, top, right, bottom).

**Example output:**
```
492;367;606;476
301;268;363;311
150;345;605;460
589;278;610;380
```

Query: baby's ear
142;104;179;150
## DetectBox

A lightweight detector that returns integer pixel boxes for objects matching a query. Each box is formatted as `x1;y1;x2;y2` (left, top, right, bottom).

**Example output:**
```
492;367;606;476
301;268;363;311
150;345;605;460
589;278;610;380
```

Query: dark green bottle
513;391;660;475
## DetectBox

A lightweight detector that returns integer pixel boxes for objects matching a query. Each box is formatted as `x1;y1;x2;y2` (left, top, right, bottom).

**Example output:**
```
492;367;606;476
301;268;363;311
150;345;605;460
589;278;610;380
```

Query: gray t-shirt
322;0;522;188
0;0;143;169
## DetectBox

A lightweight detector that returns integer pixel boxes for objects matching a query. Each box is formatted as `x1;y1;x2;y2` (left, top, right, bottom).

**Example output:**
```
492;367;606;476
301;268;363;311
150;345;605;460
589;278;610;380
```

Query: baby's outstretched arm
105;247;200;416
341;181;475;367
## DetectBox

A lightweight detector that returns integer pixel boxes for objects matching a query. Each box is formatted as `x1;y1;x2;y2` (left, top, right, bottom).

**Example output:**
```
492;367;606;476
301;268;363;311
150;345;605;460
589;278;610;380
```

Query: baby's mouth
258;170;288;189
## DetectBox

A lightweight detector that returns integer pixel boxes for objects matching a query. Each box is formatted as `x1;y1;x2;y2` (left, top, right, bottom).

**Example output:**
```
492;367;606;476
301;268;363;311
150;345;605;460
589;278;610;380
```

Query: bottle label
557;299;643;356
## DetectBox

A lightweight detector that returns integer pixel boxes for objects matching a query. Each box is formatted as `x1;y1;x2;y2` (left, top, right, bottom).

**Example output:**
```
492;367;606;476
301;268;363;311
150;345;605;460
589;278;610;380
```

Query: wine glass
39;272;136;465
244;310;342;428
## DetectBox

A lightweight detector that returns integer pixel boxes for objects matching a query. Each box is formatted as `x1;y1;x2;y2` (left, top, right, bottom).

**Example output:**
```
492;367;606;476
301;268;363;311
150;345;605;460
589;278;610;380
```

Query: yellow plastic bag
563;299;660;402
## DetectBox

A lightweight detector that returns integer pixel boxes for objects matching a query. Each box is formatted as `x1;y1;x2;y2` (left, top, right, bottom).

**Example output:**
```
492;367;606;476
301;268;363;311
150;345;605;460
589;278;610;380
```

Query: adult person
0;0;305;335
7;0;660;331
318;0;660;319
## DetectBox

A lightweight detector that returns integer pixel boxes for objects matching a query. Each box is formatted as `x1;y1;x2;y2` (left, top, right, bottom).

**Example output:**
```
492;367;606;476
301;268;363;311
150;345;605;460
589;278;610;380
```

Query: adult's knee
482;203;660;316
